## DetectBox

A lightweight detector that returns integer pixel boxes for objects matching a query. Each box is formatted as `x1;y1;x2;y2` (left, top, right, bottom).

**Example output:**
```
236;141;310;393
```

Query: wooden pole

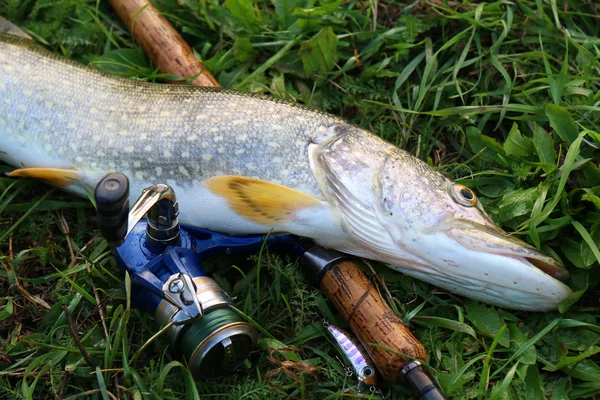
108;0;219;87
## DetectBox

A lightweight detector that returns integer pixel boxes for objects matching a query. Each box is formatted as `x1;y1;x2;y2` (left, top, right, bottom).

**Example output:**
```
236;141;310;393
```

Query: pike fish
0;23;572;311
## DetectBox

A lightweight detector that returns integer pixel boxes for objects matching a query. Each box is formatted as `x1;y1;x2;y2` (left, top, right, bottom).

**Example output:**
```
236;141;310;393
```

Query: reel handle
94;173;130;247
94;172;180;249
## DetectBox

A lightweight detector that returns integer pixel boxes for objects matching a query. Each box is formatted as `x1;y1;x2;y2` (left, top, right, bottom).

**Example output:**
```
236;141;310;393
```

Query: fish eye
450;184;477;207
460;188;473;200
362;367;373;376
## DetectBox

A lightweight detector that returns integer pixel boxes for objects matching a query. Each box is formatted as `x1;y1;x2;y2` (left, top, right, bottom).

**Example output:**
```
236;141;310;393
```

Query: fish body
326;324;377;387
0;30;573;311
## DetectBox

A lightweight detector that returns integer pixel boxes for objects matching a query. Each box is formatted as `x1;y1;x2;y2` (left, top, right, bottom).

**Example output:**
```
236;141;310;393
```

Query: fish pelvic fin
6;168;82;186
203;176;321;226
0;17;33;40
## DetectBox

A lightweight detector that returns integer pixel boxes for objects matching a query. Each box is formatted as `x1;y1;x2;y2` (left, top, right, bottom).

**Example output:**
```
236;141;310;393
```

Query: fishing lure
325;321;377;387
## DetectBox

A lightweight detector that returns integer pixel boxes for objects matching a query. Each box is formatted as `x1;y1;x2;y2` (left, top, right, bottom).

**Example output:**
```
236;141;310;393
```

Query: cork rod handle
320;260;427;381
109;0;219;87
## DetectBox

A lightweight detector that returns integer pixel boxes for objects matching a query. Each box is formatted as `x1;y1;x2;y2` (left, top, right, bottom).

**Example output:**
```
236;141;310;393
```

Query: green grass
1;0;600;398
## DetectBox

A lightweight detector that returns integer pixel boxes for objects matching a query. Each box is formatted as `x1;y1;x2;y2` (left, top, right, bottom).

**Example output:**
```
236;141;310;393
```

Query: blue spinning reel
94;173;282;379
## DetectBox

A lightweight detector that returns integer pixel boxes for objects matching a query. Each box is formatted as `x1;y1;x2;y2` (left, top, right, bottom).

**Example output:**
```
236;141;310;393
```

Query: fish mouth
445;220;569;282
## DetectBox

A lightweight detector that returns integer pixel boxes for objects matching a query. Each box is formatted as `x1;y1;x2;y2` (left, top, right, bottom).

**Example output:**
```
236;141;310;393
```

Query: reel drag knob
94;173;130;248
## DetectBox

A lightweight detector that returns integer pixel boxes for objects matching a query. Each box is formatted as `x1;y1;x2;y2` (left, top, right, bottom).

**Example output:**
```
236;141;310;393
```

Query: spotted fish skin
0;34;339;196
0;29;574;311
326;324;377;386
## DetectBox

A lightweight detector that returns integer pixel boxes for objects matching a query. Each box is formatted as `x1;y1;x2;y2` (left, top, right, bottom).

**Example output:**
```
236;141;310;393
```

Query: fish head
309;124;572;311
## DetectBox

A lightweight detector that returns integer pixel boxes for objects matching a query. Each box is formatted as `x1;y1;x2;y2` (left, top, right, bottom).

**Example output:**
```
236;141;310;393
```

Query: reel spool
155;276;258;379
178;308;257;379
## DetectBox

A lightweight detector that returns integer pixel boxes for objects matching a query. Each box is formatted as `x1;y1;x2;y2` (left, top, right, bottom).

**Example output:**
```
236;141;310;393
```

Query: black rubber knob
94;173;130;247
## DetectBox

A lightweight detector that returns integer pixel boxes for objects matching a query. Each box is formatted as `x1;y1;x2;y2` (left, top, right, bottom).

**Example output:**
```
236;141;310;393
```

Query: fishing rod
107;0;219;87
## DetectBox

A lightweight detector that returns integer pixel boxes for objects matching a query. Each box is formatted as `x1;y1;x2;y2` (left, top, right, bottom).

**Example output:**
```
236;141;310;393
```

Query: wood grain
108;0;219;87
320;260;426;381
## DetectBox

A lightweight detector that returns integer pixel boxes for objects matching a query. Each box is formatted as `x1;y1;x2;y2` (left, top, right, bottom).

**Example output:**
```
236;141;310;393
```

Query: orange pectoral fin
203;176;321;226
6;168;82;186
